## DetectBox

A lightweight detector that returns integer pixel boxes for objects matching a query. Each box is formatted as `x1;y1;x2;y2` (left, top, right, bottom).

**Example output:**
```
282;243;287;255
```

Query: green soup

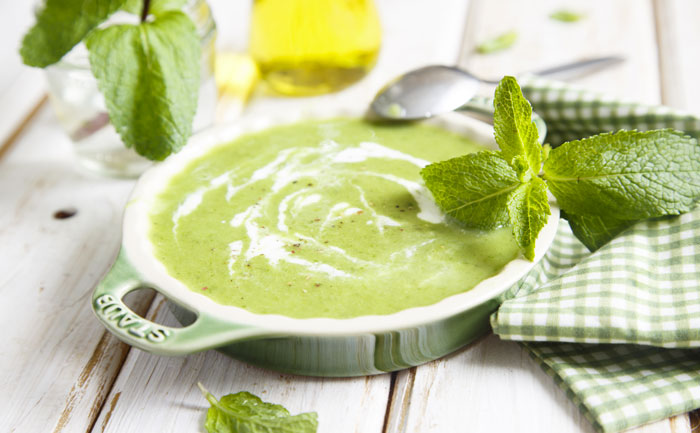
149;119;519;318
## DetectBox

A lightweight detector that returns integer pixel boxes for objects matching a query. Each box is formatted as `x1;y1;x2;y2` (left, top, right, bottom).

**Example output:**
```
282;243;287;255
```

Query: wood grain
0;1;47;158
386;335;691;433
386;335;595;433
0;108;151;433
653;0;700;114
0;96;46;162
459;0;660;104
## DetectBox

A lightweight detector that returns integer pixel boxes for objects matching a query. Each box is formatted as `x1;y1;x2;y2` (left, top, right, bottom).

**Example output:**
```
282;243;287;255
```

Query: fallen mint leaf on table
549;9;585;22
476;31;517;54
199;383;318;433
86;10;200;160
20;0;126;67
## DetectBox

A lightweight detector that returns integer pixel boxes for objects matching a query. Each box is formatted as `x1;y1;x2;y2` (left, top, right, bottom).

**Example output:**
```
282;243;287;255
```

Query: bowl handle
92;250;267;356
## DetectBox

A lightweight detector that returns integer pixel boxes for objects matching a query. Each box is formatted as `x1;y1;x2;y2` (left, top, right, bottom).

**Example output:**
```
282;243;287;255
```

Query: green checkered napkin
519;75;700;147
488;78;700;433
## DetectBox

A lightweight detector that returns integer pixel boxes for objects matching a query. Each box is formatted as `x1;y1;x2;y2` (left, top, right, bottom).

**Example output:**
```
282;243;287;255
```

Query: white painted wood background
1;1;698;432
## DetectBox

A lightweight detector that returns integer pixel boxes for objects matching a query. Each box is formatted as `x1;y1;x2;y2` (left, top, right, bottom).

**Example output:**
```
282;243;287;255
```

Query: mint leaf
544;129;700;221
86;10;200;160
122;0;189;15
561;210;636;251
199;384;318;433
121;0;144;14
476;31;517;54
494;76;542;173
149;0;189;14
421;152;521;230
549;10;585;22
20;0;126;67
507;177;550;260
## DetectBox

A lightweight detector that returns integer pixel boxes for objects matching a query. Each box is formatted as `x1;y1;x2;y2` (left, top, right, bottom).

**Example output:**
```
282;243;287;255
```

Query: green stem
197;382;220;408
141;0;151;22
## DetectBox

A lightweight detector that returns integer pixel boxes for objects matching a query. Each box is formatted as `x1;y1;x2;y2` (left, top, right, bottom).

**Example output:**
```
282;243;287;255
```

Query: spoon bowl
370;65;479;120
370;57;624;121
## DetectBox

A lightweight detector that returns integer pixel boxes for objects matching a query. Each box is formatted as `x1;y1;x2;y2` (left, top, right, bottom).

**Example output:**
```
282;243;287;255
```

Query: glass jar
45;0;217;178
250;0;381;96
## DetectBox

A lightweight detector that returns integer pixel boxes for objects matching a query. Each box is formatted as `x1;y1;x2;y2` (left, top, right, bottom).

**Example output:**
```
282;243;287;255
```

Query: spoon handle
455;100;495;125
479;56;625;84
532;55;625;79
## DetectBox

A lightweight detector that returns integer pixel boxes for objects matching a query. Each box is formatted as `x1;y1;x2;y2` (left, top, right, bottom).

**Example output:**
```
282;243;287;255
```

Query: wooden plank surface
0;108;151;433
0;1;47;153
653;0;700;114
0;2;141;431
460;0;660;103
386;1;692;432
386;335;593;433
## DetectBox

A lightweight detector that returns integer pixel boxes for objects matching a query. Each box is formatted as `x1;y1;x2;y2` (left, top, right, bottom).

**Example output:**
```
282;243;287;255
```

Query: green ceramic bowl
92;102;558;377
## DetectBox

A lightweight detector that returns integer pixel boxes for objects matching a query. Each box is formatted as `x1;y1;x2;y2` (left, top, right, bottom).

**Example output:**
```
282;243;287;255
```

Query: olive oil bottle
250;0;382;96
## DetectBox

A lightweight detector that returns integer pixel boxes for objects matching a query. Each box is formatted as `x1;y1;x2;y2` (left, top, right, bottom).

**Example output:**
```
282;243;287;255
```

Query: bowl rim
122;105;559;336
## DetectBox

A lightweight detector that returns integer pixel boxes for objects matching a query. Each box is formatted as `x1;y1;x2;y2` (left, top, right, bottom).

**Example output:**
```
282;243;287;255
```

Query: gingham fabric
520;75;700;147
493;211;700;348
525;342;700;433
488;79;700;432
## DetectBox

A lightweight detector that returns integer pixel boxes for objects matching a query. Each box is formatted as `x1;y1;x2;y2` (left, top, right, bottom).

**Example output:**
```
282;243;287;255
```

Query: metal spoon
369;56;624;121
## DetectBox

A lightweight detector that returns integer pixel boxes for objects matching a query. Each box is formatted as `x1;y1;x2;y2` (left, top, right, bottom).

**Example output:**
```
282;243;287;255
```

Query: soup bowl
92;102;558;377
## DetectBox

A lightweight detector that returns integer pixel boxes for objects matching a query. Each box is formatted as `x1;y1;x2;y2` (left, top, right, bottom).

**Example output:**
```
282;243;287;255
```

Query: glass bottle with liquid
250;0;382;96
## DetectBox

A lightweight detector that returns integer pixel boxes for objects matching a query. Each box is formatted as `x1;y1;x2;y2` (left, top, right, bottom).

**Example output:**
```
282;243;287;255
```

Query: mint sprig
20;0;202;161
421;76;700;259
199;383;318;433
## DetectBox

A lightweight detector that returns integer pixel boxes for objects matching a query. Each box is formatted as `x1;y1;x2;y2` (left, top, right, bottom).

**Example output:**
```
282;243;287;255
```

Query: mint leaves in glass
421;76;700;258
21;0;216;177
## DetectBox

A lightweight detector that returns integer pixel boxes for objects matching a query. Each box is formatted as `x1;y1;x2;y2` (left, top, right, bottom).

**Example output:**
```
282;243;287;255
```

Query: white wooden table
2;1;699;432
